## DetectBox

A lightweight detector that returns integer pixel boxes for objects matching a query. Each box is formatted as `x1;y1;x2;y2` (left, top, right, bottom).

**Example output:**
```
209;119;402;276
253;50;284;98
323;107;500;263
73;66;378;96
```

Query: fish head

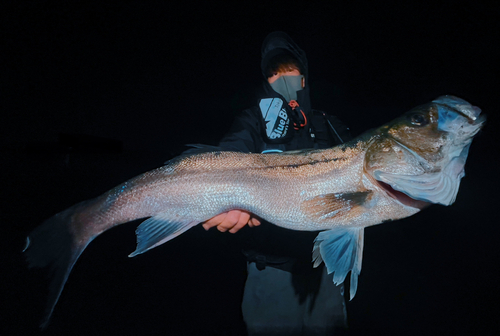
364;95;484;207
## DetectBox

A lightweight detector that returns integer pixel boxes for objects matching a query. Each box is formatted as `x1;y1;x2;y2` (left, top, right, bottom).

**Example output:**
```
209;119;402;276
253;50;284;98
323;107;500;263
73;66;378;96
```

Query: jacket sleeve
218;107;265;153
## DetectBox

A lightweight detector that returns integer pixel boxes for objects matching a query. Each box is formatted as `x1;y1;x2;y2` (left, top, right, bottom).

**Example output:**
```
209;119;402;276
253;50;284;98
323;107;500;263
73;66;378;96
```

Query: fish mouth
433;95;483;123
375;180;431;209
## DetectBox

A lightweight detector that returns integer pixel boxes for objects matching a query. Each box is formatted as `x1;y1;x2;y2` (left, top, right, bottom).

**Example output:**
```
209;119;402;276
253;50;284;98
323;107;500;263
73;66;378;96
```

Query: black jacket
220;31;350;153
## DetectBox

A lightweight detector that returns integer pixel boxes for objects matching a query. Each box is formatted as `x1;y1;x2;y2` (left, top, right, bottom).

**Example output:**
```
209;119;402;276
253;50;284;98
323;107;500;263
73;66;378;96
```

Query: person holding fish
24;32;483;331
202;31;352;335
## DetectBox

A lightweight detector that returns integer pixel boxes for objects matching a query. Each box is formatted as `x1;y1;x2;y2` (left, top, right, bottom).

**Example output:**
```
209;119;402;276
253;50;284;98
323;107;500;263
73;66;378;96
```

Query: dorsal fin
164;144;227;165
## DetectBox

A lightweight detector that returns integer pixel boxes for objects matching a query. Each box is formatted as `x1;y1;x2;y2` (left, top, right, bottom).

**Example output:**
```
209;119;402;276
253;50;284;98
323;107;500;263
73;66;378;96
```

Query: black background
1;1;499;335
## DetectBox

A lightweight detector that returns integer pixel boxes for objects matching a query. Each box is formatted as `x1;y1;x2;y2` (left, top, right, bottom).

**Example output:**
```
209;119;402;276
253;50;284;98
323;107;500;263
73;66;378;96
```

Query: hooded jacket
218;32;351;268
219;31;350;154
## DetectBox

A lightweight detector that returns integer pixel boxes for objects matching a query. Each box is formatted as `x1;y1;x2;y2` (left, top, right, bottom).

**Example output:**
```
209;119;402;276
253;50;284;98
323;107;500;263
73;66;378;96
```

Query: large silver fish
25;95;484;328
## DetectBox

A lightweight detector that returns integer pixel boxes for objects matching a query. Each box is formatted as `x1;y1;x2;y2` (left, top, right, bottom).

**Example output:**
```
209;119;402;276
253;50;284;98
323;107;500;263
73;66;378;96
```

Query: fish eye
410;113;428;126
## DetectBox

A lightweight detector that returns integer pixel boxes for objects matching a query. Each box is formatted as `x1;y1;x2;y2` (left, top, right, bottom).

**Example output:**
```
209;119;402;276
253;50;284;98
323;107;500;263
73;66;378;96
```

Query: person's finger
249;217;261;227
229;211;251;233
217;210;242;232
202;212;227;230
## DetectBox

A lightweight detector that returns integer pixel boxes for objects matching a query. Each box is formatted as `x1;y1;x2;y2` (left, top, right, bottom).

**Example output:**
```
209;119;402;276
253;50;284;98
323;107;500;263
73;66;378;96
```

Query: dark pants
242;262;348;335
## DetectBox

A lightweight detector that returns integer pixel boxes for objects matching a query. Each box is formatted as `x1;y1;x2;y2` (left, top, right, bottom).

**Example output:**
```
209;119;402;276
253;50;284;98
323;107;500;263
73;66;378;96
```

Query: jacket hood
260;31;309;79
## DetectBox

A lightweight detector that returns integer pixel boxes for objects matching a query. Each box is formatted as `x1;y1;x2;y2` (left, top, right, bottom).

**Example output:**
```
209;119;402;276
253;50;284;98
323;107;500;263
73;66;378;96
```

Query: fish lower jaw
376;180;431;210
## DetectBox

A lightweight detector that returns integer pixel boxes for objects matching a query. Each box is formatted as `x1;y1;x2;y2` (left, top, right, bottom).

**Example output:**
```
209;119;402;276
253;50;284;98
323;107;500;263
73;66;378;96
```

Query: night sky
2;1;499;335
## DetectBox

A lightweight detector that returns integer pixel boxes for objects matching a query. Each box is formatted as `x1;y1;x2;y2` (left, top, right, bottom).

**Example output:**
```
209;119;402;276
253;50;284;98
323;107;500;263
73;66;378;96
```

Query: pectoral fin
302;191;371;219
129;215;198;257
312;227;364;300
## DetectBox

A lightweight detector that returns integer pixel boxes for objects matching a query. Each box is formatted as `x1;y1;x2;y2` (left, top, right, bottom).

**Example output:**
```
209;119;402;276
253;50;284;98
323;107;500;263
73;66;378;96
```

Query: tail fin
24;201;93;329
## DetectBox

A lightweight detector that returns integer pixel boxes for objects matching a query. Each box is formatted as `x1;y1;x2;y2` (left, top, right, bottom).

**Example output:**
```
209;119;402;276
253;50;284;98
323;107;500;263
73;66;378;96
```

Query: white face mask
269;75;304;102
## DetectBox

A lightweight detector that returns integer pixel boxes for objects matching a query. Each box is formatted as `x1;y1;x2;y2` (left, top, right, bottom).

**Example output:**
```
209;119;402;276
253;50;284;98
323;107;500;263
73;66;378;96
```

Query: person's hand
202;210;261;233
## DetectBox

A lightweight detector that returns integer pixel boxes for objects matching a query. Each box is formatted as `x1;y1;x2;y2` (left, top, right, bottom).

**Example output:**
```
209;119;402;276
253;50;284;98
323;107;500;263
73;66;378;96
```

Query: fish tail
24;200;95;329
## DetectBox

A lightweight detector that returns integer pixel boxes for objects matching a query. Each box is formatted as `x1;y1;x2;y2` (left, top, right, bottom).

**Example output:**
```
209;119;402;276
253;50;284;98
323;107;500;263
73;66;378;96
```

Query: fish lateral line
252;156;347;170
